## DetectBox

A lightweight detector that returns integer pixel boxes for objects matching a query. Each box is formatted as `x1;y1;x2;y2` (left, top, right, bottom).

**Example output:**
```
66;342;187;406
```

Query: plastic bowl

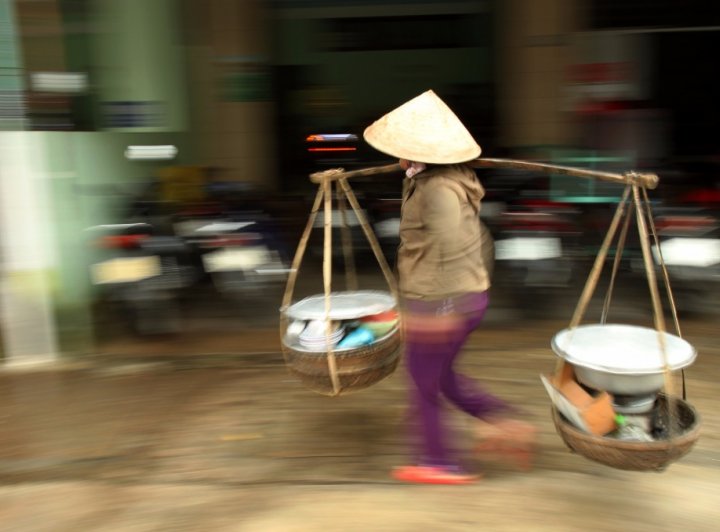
362;320;398;337
361;310;399;323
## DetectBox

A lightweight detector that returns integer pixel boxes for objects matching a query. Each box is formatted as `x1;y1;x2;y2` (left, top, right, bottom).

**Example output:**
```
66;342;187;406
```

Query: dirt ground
2;314;719;531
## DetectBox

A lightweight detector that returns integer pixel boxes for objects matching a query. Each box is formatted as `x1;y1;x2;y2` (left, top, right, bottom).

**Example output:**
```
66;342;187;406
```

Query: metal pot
552;324;697;395
573;365;665;395
612;393;657;415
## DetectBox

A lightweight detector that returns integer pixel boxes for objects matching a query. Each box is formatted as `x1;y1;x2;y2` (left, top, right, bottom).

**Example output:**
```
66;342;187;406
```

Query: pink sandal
392;465;479;485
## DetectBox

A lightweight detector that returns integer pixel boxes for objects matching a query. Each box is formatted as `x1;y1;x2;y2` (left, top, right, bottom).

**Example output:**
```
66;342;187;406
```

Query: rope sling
279;173;400;396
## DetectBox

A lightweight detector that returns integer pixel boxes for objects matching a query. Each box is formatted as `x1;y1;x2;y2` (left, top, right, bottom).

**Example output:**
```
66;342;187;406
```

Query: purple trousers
403;291;510;467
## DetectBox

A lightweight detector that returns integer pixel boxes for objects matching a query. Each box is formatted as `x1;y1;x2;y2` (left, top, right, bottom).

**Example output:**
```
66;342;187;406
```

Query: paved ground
2;314;719;531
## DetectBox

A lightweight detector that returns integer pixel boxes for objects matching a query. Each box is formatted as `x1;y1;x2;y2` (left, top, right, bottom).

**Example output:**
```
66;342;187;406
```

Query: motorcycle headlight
653;238;720;267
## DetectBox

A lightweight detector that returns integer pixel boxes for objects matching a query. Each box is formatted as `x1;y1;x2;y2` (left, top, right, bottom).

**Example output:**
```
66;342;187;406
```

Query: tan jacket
397;164;493;300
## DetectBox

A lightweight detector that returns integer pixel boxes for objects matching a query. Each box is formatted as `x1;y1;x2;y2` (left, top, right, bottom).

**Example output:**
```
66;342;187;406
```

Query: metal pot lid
283;290;397;321
552;324;697;374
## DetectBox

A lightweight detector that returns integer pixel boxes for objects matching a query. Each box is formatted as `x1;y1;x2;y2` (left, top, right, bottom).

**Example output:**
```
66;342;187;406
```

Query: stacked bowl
298;320;344;351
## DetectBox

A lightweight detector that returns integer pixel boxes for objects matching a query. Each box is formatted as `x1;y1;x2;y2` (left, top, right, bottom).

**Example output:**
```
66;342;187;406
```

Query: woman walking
363;90;537;484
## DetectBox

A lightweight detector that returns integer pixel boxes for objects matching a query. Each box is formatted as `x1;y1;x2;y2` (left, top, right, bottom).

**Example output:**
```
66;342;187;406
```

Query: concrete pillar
0;132;59;365
93;0;188;132
185;0;277;190
0;1;58;365
496;0;588;149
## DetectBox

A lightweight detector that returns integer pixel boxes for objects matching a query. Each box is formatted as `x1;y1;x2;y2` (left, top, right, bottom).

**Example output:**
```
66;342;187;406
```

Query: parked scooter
177;212;290;296
632;188;720;314
492;198;582;314
89;222;193;335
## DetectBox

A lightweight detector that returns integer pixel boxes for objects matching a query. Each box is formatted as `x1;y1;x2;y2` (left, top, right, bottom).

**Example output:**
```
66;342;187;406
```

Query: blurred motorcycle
176;213;290;296
89;222;192;335
492;198;581;314
633;189;720;314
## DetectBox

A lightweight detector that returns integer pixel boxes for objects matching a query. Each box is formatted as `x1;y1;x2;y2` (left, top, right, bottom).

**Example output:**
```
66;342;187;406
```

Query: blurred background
2;0;720;364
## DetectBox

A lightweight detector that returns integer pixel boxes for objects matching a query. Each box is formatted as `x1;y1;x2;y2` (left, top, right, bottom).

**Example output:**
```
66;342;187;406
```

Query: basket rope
279;186;324;379
280;172;400;396
557;182;686;438
336;181;358;291
631;184;675;402
641;187;686;400
566;185;633;332
600;196;634;325
322;177;341;395
337;177;398;301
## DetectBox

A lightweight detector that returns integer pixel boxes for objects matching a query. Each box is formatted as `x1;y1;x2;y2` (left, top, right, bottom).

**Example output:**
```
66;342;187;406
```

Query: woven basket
552;395;700;471
283;328;402;395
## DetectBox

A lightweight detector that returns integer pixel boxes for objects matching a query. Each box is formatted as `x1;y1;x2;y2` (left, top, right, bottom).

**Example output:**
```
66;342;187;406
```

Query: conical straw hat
363;90;481;164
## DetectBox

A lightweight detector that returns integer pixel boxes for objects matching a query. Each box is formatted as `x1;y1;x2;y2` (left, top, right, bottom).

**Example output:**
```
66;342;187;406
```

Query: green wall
93;0;188;132
0;0;26;130
43;131;190;354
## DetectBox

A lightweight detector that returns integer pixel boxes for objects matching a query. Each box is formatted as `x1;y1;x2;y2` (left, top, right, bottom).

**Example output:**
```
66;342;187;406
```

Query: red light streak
307;147;357;152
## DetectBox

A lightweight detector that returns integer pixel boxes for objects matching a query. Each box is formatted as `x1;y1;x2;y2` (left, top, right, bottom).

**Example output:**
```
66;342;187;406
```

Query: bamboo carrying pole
310;158;659;190
474;159;659;190
295;156;689;409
